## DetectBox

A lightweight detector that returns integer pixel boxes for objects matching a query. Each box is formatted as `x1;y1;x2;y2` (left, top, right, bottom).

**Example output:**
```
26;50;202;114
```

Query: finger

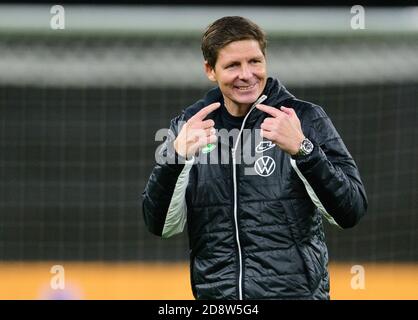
262;117;277;125
203;127;216;136
192;128;216;145
260;129;274;141
256;104;281;118
199;119;215;129
190;102;221;122
188;132;213;154
260;122;275;132
280;106;295;116
195;134;217;150
185;128;206;144
194;127;210;139
206;134;218;145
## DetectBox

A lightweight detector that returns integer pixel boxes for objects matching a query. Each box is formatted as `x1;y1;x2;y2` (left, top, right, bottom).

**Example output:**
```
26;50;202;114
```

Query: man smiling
142;16;368;300
203;37;267;117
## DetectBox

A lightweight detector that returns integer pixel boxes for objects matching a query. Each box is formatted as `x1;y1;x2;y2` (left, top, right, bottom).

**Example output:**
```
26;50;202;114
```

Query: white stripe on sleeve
162;157;195;238
290;158;341;228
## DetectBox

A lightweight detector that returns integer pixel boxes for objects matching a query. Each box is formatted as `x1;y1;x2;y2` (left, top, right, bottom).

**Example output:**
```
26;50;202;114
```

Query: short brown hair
201;16;267;69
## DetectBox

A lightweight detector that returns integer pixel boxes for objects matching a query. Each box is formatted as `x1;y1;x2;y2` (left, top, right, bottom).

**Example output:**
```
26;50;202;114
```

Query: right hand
174;102;220;159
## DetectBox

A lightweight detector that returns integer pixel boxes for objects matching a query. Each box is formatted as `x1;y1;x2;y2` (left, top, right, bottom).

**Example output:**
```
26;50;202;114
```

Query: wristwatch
295;138;314;157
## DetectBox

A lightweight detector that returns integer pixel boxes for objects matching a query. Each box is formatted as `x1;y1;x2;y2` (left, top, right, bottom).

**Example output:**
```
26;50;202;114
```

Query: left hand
256;104;305;156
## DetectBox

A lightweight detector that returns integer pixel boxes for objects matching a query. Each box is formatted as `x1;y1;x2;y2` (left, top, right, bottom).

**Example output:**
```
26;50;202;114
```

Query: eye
225;62;238;69
250;59;261;64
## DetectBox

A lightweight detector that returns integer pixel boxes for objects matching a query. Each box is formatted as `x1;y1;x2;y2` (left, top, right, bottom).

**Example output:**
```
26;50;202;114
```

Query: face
205;39;267;112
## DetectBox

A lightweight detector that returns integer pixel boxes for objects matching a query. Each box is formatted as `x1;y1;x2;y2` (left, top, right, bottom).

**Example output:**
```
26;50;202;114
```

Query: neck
224;100;250;117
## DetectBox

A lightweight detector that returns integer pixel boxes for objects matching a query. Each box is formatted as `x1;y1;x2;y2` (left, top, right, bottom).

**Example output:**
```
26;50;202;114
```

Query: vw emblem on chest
254;156;276;177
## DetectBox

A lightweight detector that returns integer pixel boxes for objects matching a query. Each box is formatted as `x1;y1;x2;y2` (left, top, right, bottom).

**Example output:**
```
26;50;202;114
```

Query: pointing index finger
191;102;221;122
256;104;281;118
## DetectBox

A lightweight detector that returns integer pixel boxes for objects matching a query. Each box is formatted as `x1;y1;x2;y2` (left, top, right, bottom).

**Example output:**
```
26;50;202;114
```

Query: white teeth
237;84;255;91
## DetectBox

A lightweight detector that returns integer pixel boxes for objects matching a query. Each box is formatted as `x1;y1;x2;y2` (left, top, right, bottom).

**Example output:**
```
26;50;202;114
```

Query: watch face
302;139;314;154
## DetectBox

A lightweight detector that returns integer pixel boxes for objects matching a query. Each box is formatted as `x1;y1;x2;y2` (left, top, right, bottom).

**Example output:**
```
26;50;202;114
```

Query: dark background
1;81;416;262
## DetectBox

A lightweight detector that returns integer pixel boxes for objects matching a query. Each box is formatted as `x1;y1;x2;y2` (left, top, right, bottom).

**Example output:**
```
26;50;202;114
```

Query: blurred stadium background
0;4;417;299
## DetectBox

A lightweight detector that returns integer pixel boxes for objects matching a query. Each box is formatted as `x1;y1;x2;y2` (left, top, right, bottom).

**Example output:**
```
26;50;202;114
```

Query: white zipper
231;94;267;300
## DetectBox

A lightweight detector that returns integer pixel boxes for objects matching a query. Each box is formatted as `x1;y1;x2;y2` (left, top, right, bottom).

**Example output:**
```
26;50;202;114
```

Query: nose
238;63;252;80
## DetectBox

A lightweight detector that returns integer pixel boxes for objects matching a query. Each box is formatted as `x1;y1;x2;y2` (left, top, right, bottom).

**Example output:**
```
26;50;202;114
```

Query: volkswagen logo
254;156;276;177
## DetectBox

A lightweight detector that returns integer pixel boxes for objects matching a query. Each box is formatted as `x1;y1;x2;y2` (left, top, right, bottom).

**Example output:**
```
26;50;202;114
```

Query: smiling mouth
235;83;257;91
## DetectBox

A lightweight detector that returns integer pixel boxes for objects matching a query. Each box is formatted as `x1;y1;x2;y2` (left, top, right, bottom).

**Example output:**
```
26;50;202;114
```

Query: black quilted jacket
142;78;368;300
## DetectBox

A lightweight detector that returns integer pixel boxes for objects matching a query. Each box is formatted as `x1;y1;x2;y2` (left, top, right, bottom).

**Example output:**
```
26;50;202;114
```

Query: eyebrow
222;55;264;67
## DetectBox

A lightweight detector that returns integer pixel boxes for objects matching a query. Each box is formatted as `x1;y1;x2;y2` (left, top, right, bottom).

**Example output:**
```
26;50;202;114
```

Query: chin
234;92;262;105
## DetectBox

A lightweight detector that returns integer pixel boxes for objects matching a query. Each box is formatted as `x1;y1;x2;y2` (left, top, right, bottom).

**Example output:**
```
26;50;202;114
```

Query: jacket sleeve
141;113;194;238
291;105;368;229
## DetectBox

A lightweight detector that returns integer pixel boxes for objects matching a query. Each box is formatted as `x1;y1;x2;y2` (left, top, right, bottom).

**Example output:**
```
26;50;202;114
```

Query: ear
204;61;217;82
